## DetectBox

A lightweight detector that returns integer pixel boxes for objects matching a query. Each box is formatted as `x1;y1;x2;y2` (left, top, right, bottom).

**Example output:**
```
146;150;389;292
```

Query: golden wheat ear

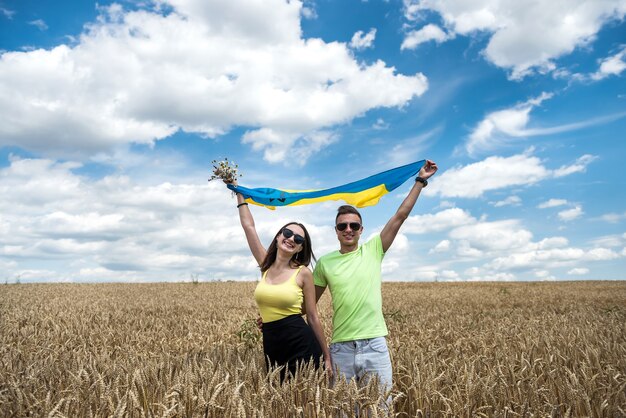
3;281;624;416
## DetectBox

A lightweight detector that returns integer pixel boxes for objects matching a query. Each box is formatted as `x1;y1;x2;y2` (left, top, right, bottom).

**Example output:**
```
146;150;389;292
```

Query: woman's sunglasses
281;228;305;245
336;222;361;232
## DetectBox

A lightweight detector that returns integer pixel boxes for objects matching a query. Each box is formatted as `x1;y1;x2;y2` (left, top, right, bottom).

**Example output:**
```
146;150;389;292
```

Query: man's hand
324;356;333;379
256;316;263;331
419;159;438;180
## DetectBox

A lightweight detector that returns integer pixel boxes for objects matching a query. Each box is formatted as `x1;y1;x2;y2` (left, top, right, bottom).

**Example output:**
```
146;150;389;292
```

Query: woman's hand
210;159;241;184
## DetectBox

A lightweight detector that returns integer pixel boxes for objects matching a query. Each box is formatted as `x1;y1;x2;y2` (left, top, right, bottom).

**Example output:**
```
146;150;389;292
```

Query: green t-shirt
313;234;388;343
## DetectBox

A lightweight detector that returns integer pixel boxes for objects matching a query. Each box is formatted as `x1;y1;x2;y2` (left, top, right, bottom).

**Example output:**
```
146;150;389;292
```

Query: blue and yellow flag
227;160;425;209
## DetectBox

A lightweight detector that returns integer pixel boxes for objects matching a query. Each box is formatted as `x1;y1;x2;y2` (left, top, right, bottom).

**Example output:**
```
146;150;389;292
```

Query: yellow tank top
254;266;304;323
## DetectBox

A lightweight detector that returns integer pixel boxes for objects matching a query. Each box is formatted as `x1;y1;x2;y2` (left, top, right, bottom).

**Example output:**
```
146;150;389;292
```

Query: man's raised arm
380;160;438;253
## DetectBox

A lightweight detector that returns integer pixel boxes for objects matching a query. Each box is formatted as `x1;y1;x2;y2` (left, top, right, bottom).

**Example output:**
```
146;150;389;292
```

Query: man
313;159;438;393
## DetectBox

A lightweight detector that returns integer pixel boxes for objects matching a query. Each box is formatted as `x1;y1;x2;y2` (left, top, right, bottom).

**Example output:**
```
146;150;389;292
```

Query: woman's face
276;223;305;254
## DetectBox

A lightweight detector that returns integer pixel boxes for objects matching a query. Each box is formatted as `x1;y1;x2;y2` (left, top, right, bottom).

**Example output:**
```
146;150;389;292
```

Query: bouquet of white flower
208;158;242;184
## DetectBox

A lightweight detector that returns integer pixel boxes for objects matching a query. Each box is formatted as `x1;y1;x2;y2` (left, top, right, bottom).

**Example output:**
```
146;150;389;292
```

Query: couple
228;160;437;389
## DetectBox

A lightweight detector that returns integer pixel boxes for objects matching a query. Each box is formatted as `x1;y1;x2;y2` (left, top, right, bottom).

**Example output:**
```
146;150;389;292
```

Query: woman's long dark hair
259;222;315;273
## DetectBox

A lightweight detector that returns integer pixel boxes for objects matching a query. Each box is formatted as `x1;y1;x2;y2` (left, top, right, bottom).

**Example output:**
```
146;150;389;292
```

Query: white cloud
403;0;626;79
350;28;377;50
0;157;294;281
590;235;625;248
0;7;15;19
243;129;337;164
428;152;597;199
28;19;48;31
408;270;439;281
553;154;598;177
456;241;484;258
401;24;450;50
450;220;532;252
429;239;450;253
600;212;626;223
585;248;620;261
466;95;626;155
534;270;556;280
301;5;317;20
440;270;459;280
534;237;569;250
378;125;443;166
4;156;453;282
0;0;427;164
491;195;521;207
524;114;626;136
568;267;589;275
538;199;568;209
465;93;551;156
427;153;549;198
372;118;389;130
464;93;621;158
558;205;583;221
488;248;584;271
486;245;622;272
415;208;622;276
591;46;626;80
392;266;461;282
465;269;516;281
1;166;597;283
404;208;475;234
437;200;456;209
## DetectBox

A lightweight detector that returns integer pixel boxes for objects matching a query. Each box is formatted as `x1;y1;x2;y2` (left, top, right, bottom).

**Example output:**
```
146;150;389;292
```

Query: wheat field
1;281;625;417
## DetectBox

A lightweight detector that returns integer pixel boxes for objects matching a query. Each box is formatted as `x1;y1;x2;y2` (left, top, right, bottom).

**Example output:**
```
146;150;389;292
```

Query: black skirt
262;314;323;380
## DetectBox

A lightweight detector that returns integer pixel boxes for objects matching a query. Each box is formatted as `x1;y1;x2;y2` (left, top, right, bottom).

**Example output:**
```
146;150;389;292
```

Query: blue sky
1;0;625;283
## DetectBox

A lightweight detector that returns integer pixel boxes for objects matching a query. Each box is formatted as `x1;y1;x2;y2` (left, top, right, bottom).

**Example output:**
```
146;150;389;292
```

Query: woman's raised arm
231;183;267;267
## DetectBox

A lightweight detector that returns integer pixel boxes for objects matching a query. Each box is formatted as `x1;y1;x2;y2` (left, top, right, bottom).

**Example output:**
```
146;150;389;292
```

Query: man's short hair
335;205;363;223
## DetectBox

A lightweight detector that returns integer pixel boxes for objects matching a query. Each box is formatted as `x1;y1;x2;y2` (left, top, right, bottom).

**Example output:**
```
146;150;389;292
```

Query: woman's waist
262;314;306;330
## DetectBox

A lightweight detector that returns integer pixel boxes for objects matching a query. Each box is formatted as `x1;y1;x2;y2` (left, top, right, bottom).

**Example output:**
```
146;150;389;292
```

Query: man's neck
339;243;358;254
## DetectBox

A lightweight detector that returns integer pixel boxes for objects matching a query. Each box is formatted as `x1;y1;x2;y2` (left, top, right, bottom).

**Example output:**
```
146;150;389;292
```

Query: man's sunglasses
336;222;362;232
281;228;305;245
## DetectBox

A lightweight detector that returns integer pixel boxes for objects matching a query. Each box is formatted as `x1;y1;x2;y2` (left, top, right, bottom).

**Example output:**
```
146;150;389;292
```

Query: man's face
335;213;363;247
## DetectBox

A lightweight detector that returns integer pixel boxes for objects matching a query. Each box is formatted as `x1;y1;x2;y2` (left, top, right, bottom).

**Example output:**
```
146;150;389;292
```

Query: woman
230;183;332;380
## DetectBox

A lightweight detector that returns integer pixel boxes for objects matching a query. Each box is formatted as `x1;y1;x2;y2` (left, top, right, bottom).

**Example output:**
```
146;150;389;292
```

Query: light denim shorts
330;336;393;392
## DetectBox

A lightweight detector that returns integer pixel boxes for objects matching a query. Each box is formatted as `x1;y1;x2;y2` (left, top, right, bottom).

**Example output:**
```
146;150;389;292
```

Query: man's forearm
380;179;425;252
396;180;425;220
